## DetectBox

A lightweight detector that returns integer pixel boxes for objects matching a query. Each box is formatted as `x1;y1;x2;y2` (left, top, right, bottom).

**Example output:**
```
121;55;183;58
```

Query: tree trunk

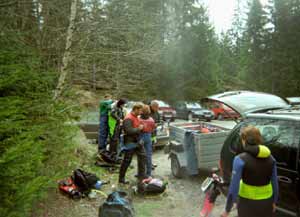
53;0;77;100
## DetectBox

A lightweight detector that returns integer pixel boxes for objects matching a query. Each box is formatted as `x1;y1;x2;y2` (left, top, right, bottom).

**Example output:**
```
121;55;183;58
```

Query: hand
138;125;144;130
273;203;276;213
220;211;229;217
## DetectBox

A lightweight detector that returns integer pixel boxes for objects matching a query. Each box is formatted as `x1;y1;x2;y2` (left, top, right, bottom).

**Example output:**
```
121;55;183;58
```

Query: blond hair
132;102;144;111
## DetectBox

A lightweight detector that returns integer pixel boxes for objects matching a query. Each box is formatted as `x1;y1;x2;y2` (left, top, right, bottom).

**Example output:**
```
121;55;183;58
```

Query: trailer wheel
171;155;184;178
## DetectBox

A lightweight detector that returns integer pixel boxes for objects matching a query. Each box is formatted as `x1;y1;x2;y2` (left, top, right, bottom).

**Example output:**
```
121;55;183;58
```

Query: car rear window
242;118;299;170
243;118;297;148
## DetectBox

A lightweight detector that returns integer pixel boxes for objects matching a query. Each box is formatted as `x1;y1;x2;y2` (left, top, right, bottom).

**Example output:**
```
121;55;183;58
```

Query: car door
273;123;299;216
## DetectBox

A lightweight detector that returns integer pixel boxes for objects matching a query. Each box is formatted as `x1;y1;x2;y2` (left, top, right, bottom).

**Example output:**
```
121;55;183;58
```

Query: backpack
72;169;99;193
99;191;134;217
137;178;167;194
58;177;83;199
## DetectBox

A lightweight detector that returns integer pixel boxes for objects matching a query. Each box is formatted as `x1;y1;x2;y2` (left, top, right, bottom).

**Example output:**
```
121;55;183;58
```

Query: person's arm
123;119;141;136
271;156;279;204
225;156;245;213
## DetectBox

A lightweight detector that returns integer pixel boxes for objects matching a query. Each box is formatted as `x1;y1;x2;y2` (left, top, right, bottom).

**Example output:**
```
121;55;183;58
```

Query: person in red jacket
139;105;156;177
118;103;147;184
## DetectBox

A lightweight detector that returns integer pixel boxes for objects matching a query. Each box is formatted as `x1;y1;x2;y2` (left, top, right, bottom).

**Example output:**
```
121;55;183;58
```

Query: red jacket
124;112;140;128
139;116;155;133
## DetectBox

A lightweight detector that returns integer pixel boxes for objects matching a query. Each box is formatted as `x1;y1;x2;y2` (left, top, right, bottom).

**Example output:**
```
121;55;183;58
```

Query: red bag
58;177;83;199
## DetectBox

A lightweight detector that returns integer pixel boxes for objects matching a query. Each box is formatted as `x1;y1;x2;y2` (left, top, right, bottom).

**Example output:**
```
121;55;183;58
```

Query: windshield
186;103;202;109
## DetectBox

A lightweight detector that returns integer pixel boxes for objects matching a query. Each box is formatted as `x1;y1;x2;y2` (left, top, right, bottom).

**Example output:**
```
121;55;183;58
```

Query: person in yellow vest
108;98;127;156
221;126;279;217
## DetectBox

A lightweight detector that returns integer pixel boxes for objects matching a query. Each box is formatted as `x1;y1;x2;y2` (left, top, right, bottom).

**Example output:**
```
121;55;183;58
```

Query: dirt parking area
39;149;234;217
38;120;238;217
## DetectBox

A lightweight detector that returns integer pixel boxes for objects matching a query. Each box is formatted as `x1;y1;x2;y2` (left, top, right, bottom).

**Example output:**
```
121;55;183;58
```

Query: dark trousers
119;144;147;182
109;124;121;154
98;115;108;151
237;197;273;217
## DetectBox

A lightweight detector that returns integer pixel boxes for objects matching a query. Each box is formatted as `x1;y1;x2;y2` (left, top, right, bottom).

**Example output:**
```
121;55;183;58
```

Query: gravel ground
36;120;238;217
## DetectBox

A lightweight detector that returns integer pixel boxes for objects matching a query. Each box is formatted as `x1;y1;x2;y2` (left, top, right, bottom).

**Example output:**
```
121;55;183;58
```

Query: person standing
221;126;279;217
98;94;113;153
149;100;160;168
119;103;147;184
139;105;155;177
108;98;127;156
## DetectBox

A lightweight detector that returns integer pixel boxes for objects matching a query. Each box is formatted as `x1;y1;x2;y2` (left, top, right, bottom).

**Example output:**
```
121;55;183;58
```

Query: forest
0;0;300;216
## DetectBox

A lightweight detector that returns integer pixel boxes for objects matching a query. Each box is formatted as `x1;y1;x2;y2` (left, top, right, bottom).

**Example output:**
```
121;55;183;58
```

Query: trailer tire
171;155;184;178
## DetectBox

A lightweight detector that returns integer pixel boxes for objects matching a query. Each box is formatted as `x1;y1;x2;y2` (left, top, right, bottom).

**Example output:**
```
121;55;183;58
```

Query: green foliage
0;37;79;217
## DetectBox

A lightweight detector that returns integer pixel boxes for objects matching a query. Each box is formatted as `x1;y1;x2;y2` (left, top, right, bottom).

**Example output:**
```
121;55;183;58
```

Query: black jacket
150;110;160;124
110;105;124;123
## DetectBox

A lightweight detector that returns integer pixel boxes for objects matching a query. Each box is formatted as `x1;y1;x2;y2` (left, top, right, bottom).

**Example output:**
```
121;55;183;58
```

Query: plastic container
94;180;103;189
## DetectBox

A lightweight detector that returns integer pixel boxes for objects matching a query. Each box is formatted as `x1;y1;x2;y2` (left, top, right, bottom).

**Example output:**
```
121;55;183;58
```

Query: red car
156;100;176;122
207;101;239;120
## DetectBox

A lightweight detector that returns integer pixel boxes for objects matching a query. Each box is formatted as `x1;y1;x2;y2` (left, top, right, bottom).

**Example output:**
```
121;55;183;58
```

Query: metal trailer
166;122;231;178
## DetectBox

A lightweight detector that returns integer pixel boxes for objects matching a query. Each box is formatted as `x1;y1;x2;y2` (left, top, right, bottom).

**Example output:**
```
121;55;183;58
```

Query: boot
118;153;132;184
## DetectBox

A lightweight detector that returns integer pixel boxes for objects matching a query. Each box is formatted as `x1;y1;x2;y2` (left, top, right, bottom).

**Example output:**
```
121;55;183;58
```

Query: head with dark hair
117;98;127;108
241;126;263;146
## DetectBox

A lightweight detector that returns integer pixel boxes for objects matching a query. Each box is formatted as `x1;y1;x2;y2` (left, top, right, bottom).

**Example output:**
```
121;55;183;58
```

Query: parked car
174;101;214;121
286;97;300;106
156;100;176;122
205;90;299;217
206;100;240;120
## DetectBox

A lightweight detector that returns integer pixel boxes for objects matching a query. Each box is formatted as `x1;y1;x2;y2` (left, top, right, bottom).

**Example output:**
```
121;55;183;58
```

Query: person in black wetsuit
221;126;279;217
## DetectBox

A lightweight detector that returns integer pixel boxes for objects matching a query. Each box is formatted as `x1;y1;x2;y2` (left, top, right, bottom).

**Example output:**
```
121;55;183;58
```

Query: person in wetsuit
221;126;279;217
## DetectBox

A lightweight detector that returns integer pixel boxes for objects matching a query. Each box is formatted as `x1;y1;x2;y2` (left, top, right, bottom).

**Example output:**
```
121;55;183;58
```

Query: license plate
201;177;213;192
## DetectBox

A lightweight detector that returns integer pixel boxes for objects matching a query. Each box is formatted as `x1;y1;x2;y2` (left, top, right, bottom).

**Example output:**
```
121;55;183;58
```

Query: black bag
99;191;134;217
137;178;167;194
99;150;117;164
72;169;99;193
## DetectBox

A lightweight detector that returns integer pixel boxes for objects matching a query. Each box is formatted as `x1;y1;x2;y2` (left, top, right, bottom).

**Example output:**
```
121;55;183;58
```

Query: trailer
166;122;231;178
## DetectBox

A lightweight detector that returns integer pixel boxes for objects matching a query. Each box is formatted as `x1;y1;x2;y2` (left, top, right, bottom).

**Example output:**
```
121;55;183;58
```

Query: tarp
183;131;199;175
